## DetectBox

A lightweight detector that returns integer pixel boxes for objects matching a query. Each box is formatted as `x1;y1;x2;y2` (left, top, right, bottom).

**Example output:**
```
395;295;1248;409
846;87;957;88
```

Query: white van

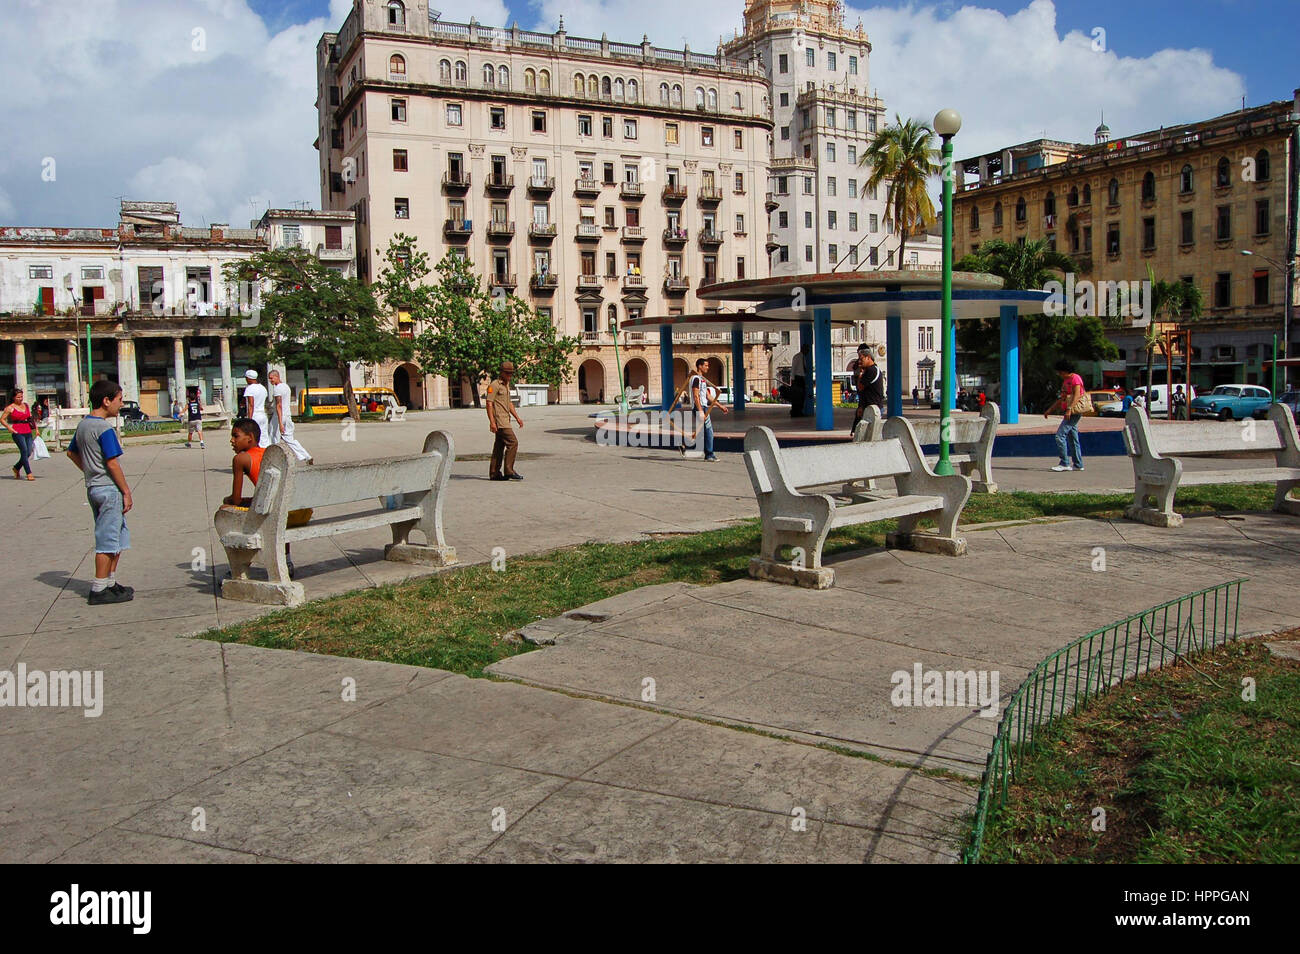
1114;384;1197;415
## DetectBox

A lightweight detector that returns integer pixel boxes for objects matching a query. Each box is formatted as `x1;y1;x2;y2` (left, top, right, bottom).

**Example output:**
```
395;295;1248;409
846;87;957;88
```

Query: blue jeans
1055;414;1083;467
10;432;33;475
700;415;715;456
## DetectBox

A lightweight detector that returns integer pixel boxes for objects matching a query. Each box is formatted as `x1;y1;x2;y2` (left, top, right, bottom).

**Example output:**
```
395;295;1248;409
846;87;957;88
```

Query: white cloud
526;0;741;48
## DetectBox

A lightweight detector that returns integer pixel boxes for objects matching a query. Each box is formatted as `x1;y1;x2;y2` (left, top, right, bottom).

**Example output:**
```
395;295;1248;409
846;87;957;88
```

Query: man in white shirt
686;358;728;461
242;370;271;448
267;369;312;462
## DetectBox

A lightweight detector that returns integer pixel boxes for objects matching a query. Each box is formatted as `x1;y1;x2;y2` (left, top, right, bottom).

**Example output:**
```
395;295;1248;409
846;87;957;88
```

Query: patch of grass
196;483;1280;678
962;484;1276;524
977;634;1300;863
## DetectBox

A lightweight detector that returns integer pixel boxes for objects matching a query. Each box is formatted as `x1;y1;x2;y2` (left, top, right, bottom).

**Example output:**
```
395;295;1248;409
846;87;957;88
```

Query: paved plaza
3;406;1297;862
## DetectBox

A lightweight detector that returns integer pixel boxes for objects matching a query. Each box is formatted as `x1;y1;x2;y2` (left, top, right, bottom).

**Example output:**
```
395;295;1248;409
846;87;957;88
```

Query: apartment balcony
443;218;472;238
574;177;602;196
765;191;779;212
528;222;557;241
622;274;646;290
530;273;559;292
697;187;723;205
765;232;780;252
663;276;690;294
486;220;516;240
489;273;517;290
619;181;645;200
663;227;688;246
621;226;646;243
662;184;687;204
315;242;354;260
442;171;471;191
575;223;602;241
526;175;555;194
485;173;514;193
581;330;603;344
698;228;724;247
577;274;603;289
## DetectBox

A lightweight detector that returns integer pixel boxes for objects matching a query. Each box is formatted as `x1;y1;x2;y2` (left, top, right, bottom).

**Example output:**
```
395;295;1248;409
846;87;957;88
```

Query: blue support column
730;323;746;413
999;305;1020;423
799;321;813;417
813;307;833;431
886;310;903;417
945;319;958;411
659;324;675;411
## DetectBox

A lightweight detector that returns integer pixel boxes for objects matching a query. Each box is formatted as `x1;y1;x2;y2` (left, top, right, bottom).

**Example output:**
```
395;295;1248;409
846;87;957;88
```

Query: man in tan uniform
486;360;525;480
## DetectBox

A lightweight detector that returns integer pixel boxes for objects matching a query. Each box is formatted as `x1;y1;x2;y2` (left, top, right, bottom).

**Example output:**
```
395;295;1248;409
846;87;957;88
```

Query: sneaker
489;474;507;481
186;442;192;448
1072;464;1085;471
88;585;133;605
200;441;205;449
1051;464;1071;472
110;582;134;598
506;472;524;481
705;455;720;462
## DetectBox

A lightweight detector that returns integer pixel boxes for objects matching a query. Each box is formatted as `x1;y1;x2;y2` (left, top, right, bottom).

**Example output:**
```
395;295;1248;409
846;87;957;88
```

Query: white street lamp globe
933;109;962;137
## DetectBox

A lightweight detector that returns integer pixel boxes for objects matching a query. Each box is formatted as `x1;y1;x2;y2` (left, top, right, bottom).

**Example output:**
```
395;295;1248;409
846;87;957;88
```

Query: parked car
1083;390;1120;416
118;401;149;422
1101;384;1198;417
1253;390;1299;419
1191;384;1271;420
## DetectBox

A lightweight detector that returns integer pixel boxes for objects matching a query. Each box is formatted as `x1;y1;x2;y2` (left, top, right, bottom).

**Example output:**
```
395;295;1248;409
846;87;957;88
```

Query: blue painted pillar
730;323;746;412
659;324;675;410
798;321;813;417
813;307;833;431
999;304;1020;423
945;317;958;411
886;309;903;417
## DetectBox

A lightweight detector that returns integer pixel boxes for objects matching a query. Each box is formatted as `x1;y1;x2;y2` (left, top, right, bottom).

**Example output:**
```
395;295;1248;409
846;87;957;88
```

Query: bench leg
886;510;968;556
1275;481;1300;516
218;546;305;606
385;519;457;566
1125;479;1182;527
750;523;834;587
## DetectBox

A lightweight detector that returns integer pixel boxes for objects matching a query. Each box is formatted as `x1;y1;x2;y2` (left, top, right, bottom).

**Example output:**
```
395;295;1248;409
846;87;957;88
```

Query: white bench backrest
251;451;441;513
1133;418;1284;456
910;417;985;445
778;439;910;488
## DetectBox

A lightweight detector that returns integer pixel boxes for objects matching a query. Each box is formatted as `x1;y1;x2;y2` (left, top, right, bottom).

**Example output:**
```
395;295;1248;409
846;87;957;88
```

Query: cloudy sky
0;0;1291;228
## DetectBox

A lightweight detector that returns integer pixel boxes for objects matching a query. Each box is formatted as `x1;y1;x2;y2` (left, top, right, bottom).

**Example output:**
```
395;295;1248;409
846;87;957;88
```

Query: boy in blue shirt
67;380;134;604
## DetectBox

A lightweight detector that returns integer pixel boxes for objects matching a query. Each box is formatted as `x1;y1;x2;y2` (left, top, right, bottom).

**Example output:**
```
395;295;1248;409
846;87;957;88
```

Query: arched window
539;70;551;92
524;68;536;91
1216;156;1231;187
970;206;980;231
707;88;717;110
695;86;705;108
734;91;742;108
1180;164;1193;193
659;82;670;104
627;79;637;102
1044;191;1056;217
601;76;611;98
1082;183;1091;204
483;63;495;86
1015;196;1026;222
574;72;585;96
1107;177;1119;205
587;75;598;97
454;60;466;83
1141;171;1155;201
386;1;405;29
992;201;1003;227
438;58;451;82
1255;149;1270;181
498;66;509;88
671;84;682;105
389;54;406;78
1067;185;1078;207
614;78;624;101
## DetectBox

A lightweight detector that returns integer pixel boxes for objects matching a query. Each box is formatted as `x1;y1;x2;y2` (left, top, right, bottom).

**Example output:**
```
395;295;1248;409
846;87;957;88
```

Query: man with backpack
686;359;728;462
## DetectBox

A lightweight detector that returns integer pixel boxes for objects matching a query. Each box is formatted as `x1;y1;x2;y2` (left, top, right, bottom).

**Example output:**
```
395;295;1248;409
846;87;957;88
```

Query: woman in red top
1;387;37;480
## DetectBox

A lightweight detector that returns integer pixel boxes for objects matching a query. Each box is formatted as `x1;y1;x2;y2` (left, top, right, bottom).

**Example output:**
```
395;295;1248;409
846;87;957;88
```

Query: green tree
955;238;1117;410
858;116;940;266
410;253;580;408
223;247;411;420
1142;263;1204;403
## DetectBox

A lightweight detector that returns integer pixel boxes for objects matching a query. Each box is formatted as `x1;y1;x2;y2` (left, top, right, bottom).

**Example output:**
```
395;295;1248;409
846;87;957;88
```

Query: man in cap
242;370;271;448
486;360;525;480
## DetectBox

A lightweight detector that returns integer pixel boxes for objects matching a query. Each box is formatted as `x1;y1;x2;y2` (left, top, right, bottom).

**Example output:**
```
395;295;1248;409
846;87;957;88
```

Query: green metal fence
963;577;1245;864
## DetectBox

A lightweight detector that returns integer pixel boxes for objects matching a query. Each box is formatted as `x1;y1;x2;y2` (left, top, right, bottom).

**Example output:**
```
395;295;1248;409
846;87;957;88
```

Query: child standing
186;387;205;449
67;380;134;604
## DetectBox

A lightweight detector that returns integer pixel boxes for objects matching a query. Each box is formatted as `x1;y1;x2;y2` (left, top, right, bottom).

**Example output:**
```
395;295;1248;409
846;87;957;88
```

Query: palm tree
954;238;1078;290
859;116;940;267
1142;263;1204;408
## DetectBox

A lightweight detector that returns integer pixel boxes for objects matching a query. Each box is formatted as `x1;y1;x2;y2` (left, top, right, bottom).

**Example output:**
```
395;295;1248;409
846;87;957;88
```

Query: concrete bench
744;420;971;588
850;403;999;494
214;430;458;606
1123;404;1300;527
201;402;232;428
382;403;407;422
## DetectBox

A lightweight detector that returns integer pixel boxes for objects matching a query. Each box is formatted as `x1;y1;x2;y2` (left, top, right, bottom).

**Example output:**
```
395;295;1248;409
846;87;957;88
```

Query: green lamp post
610;315;628;415
933;107;962;476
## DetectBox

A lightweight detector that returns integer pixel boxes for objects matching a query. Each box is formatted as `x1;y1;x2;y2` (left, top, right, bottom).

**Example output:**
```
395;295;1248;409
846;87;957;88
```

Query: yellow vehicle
297;387;398;417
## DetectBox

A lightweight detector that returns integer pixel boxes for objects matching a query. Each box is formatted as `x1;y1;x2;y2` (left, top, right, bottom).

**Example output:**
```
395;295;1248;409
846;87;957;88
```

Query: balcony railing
621;226;646;243
485;173;514;192
662;184;687;203
765;191;779;211
316;242;354;260
443;218;472;236
619;181;645;199
575;223;602;240
526;175;555;193
697;187;723;204
531;273;559;290
663;227;688;245
765;232;780;250
664;277;690;293
698;228;723;246
486;220;516;238
623;274;645;287
574;177;602;195
443;172;471;190
528;222;557;240
489;273;517;289
577;274;602;289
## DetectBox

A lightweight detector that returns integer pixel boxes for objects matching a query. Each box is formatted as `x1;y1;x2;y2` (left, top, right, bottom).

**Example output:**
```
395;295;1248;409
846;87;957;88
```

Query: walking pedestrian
912;386;919;409
66;380;134;604
267;370;312;463
1;387;37;480
185;387;205;449
1045;359;1089;472
789;340;810;417
242;370;271;448
487;360;525;480
1172;384;1188;421
851;344;885;432
687;358;728;461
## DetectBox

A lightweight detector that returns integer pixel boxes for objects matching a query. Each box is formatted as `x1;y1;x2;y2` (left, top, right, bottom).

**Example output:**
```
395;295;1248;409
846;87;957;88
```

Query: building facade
953;94;1300;393
0;201;358;416
316;0;777;408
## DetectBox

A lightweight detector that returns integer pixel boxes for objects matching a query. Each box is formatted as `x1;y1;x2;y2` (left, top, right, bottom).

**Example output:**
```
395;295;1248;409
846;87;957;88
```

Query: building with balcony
316;0;777;407
953;93;1300;391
